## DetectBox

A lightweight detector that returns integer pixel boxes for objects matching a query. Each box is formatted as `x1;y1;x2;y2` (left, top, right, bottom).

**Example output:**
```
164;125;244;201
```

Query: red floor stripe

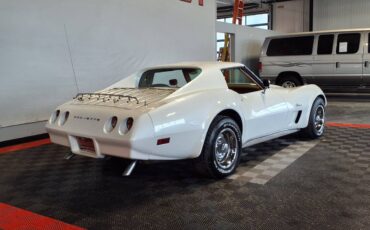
0;138;51;154
0;203;85;230
326;122;370;129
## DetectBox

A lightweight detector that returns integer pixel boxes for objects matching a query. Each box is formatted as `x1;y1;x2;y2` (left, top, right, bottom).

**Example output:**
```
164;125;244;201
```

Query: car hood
68;88;177;111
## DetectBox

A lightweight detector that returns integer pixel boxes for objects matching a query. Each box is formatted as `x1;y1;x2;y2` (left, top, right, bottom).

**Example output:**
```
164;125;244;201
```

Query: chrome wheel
282;81;297;88
314;105;325;135
214;128;238;170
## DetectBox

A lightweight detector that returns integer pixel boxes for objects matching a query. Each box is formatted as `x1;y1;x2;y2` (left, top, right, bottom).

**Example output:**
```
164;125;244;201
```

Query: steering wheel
151;84;170;87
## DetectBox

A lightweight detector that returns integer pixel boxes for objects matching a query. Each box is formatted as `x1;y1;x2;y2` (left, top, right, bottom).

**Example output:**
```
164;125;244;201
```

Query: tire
277;75;302;88
301;97;325;139
194;115;242;179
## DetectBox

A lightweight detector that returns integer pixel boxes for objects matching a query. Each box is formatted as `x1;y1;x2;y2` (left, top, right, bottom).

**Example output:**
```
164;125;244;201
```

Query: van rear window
266;36;314;56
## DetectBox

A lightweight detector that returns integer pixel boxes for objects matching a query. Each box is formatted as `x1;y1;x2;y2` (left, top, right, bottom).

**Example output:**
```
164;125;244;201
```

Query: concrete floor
326;95;370;124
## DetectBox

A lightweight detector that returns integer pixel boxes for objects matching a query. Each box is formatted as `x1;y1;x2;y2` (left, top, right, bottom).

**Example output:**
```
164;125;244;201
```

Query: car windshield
139;68;201;88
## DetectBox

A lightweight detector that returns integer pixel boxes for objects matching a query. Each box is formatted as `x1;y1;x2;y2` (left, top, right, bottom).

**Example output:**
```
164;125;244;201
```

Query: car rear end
46;88;174;160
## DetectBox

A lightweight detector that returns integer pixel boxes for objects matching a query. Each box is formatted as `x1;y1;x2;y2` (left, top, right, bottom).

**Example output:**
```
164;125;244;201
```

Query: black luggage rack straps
73;93;140;104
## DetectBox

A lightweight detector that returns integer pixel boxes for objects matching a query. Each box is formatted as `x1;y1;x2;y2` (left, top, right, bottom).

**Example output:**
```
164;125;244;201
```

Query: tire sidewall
308;98;325;137
208;118;242;176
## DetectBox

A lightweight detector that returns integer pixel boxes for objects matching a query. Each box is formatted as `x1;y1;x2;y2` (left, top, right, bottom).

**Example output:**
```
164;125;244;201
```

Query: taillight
59;111;70;126
118;117;134;135
50;110;60;123
126;117;134;131
104;116;118;133
111;116;118;129
258;62;262;72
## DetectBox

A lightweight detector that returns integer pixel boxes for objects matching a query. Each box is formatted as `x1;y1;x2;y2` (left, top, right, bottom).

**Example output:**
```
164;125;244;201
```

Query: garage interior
0;0;370;229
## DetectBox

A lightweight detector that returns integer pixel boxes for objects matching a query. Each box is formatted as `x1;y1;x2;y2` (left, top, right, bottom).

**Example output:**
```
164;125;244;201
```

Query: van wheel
278;76;302;88
193;116;241;179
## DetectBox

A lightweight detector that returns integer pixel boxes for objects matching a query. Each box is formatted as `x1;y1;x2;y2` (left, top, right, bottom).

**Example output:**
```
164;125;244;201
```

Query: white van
259;29;370;93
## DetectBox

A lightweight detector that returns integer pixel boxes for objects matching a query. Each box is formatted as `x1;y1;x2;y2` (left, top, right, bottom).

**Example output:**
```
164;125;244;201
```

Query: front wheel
194;116;242;178
301;97;325;138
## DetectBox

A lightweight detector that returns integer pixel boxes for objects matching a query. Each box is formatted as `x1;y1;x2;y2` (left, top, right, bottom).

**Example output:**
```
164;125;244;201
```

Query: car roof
150;61;244;70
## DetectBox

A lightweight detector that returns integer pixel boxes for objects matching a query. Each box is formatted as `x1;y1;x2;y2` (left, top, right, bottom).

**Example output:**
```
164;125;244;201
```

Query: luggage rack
74;93;140;104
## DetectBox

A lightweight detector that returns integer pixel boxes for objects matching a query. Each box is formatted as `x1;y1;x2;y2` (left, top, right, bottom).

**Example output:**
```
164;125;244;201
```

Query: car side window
317;34;334;55
336;33;361;54
221;68;262;94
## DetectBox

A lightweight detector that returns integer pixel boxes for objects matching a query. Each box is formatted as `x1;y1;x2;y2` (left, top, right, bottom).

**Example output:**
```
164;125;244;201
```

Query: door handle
336;62;340;68
365;61;369;68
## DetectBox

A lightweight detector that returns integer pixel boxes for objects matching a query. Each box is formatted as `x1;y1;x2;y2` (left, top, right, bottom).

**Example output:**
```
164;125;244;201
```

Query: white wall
0;0;216;141
314;0;370;30
216;22;281;73
272;0;310;33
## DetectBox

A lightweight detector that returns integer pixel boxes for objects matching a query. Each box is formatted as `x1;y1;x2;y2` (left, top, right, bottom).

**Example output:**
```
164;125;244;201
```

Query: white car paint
46;62;326;161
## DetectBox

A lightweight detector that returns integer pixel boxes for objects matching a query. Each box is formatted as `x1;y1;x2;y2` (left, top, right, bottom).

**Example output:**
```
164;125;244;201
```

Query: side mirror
262;79;270;88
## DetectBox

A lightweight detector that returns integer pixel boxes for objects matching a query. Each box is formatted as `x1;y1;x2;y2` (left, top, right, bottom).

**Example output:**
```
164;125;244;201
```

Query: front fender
285;84;326;128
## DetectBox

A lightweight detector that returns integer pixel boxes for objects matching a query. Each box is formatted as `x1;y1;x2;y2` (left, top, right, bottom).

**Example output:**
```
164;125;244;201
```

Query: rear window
266;36;314;56
317;34;334;55
336;33;361;54
139;68;201;88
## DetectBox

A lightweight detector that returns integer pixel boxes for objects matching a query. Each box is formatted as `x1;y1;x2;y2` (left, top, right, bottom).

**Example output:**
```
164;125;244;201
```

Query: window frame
266;36;315;57
220;67;264;90
217;12;271;30
335;33;361;55
317;34;334;55
245;13;269;29
367;32;370;53
139;68;202;89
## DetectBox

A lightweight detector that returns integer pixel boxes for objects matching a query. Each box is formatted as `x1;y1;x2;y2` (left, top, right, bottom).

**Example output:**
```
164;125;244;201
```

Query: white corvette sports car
46;62;326;178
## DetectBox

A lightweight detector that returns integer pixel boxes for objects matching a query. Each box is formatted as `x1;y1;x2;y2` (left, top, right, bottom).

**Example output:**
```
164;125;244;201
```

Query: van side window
336;33;361;54
317;34;334;55
266;36;314;56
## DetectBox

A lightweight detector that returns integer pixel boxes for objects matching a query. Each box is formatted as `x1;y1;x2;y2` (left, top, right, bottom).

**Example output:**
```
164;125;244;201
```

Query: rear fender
148;89;244;159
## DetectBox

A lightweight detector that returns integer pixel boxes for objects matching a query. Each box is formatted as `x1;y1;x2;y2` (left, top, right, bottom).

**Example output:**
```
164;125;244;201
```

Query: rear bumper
45;104;161;160
47;127;150;160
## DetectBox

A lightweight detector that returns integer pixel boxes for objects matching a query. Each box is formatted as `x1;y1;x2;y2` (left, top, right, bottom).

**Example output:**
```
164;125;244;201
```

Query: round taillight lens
111;116;118;129
104;116;118;133
50;110;60;123
59;111;70;126
126;117;134;131
118;117;134;135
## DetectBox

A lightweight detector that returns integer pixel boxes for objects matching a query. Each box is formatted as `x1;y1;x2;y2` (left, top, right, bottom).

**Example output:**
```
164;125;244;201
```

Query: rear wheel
194;116;241;178
301;97;325;138
277;75;302;88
